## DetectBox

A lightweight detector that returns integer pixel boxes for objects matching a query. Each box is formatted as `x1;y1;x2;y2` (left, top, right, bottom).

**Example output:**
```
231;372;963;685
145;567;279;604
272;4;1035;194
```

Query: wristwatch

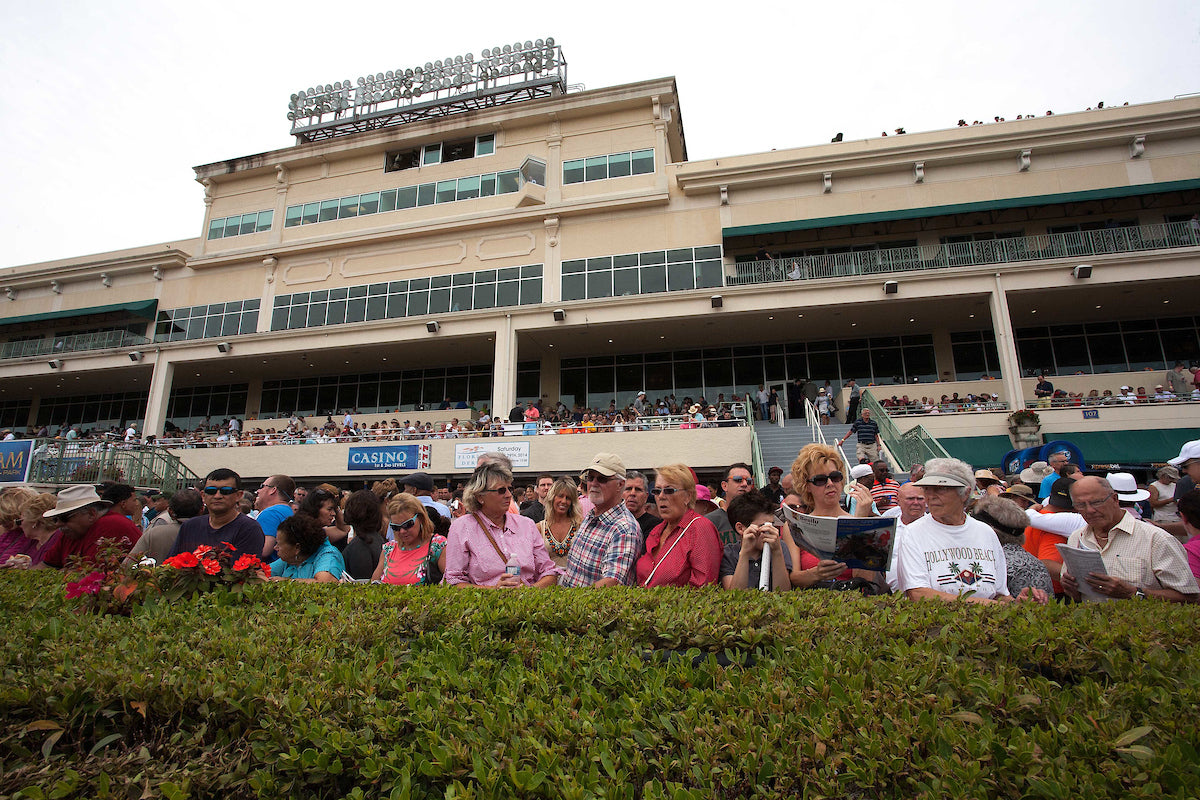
1133;588;1147;600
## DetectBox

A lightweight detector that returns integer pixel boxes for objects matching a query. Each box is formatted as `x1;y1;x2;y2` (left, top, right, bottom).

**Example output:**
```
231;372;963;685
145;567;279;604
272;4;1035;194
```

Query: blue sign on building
0;440;34;483
1082;409;1100;420
347;444;423;471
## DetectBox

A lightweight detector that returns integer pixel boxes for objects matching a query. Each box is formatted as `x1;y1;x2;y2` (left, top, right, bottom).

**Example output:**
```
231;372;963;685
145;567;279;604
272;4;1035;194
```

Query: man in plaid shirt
560;453;644;587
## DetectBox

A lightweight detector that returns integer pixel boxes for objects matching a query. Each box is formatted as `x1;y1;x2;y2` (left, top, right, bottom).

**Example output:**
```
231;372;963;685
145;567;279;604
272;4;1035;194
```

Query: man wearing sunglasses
705;463;755;547
560;453;643;588
167;468;265;560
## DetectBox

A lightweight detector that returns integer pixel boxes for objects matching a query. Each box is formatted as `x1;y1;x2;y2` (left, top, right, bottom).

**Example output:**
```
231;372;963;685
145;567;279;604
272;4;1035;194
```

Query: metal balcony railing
27;440;199;493
860;390;950;472
1;330;151;360
728;221;1199;286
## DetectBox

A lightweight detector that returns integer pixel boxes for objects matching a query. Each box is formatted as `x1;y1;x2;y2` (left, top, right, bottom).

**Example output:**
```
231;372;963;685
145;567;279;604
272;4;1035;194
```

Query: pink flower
65;571;105;599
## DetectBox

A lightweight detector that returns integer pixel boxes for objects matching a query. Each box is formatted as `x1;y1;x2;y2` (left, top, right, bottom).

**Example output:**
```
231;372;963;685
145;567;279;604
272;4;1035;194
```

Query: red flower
202;559;221;576
261;561;272;578
233;554;260;572
65;571;105;599
164;552;200;569
193;545;214;557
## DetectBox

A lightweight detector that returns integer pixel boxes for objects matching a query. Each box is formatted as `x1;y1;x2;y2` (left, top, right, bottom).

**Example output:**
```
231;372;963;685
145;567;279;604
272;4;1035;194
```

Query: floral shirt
379;535;447;586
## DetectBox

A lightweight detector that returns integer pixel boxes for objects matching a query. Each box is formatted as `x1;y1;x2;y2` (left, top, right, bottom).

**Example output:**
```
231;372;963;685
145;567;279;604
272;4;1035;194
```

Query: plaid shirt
560;502;643;588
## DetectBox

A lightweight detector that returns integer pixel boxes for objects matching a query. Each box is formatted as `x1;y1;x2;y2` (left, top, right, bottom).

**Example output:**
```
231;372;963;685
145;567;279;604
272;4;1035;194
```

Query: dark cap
1046;477;1075;510
399;472;435;492
768;466;783;475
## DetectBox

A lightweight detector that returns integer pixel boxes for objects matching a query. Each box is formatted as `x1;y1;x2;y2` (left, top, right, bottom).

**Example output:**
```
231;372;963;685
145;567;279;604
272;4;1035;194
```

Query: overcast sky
1;0;1197;269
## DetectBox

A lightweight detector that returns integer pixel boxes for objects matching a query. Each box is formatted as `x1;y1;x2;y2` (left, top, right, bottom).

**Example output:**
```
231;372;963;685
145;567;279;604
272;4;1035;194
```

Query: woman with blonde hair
0;488;38;564
372;493;446;586
635;463;722;587
2;492;58;568
538;476;583;568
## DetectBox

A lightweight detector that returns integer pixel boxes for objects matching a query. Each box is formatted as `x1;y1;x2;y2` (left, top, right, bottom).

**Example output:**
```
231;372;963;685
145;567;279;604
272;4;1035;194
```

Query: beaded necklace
545;520;577;557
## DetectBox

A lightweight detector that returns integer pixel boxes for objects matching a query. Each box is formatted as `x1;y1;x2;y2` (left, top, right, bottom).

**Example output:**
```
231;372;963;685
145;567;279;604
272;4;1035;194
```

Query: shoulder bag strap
472;512;509;562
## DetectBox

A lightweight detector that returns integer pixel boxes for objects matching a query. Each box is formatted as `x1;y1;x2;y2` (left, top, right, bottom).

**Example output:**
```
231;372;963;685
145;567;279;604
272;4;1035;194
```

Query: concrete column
245;376;264;420
932;328;956;381
259;257;279;333
144;355;176;437
25;397;41;431
491;317;518;421
271;165;289;246
543;217;561;303
988;275;1026;410
539;352;561;408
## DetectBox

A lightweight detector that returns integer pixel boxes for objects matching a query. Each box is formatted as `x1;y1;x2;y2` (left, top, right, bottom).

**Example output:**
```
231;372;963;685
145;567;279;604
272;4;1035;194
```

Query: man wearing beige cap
560;453;642;588
37;485;141;569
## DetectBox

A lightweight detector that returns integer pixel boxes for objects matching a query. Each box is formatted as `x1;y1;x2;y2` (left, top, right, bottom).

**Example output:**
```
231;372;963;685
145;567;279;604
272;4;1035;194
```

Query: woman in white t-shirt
1149;465;1181;525
896;457;1049;605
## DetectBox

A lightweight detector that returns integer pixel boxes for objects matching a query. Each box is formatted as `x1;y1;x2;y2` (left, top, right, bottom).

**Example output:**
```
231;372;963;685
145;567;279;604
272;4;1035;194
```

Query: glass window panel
219;314;239;337
451;286;473;312
240;214;258;235
368;283;387;296
1053;336;1091;374
587;271;612;299
271;307;289;331
240;312;257;334
497;170;520;193
562;259;585;274
734;359;764;388
612;254;638;269
903;344;937;381
436;180;457;203
695;260;723;289
475;269;497;283
329;287;349;300
378;189;397;213
396;186;417;209
563;159;585;184
672;361;702;397
588;365;615;395
584;156;608;182
408;291;429;316
1088;334;1126;373
428;288;450;314
521;158;546;186
409;278;429;291
666;262;694;292
498;267;520;281
521;264;541;278
337;384;358;410
348;285;367;298
316;385;337;413
475;134;495;156
608;151;631;178
222;218;240;238
631;149;655;175
423;142;441;165
695;245;722;260
379;380;401;409
358;192;380;215
1124;331;1164;369
387;294;408;318
1163;328;1200;364
309;290;329;303
1016;338;1055;376
474;283;496;309
430;275;451;289
318;199;339;222
287;306;308;330
208;219;224;239
302;203;320;224
480;174;497;196
456;175;480;200
587;257;612;272
284;206;302;228
326;300;347;326
388;281;408;294
345;298;366;324
562;274;586;301
667;248;692;264
613;268;639;296
453;272;473;286
807;351;839;382
520;278;542;305
413;183;435;207
870;348;903;384
640;250;666;265
640;264;667;294
704;358;733;388
366;296;387;321
256;210;273;232
496;281;520;307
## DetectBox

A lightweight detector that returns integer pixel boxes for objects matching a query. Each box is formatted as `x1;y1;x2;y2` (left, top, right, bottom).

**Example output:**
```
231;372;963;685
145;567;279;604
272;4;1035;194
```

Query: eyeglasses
580;471;615;484
480;485;513;495
650;486;682;496
726;476;751;484
388;516;419;533
807;471;844;486
1073;492;1116;511
202;486;239;496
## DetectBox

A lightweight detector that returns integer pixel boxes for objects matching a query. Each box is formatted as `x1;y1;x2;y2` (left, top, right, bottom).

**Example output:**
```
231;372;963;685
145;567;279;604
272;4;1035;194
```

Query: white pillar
144;354;176;437
988;275;1026;411
491;316;518;421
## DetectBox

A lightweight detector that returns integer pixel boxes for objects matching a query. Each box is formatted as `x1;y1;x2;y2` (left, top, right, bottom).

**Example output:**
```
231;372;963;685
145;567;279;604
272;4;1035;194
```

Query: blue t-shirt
272;538;345;580
1038;473;1058;501
256;503;294;564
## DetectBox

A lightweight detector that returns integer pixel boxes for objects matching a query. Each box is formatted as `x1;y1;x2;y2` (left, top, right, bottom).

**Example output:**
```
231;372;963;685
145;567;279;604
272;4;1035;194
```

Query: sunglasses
388;515;419;533
650;486;682;496
202;486;239;496
726;475;751;484
580;471;615;484
807;471;844;486
480;486;513;495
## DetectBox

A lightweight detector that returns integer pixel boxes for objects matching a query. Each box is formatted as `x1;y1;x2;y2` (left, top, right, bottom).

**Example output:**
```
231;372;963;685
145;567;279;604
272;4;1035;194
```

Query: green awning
723;179;1200;238
939;436;1015;470
1048;428;1200;466
0;299;158;328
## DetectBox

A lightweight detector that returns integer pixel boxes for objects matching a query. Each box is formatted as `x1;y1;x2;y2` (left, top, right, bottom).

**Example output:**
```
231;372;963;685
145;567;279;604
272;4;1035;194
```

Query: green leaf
1116;745;1155;761
1113;726;1153;748
89;733;123;755
42;729;64;760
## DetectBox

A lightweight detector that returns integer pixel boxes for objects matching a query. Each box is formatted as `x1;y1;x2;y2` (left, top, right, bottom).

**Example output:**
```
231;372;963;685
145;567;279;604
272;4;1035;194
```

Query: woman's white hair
463;461;513;513
923;457;975;500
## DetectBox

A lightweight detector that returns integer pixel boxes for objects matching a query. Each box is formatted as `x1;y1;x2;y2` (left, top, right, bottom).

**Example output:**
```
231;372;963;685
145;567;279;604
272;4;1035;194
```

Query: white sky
1;0;1197;269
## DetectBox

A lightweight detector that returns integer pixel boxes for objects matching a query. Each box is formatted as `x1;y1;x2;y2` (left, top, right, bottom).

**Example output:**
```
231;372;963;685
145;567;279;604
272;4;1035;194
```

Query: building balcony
0;329;152;360
727;221;1199;286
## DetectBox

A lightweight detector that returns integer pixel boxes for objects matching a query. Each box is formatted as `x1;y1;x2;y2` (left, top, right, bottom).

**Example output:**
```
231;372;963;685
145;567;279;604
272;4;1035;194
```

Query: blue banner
347;444;424;471
0;440;34;483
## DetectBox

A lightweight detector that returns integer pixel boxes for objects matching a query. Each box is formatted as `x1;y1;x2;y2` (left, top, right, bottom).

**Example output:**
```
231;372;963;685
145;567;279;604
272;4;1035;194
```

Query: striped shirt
1065;513;1199;595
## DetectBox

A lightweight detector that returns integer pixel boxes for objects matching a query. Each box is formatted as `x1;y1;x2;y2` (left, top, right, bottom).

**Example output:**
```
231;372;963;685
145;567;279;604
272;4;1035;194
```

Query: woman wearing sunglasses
635;463;722;587
444;461;562;588
372;494;446;585
787;443;882;589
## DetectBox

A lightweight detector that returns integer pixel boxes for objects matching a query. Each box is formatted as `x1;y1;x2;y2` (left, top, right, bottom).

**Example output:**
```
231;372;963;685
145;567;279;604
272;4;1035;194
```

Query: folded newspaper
1054;543;1110;603
779;506;896;571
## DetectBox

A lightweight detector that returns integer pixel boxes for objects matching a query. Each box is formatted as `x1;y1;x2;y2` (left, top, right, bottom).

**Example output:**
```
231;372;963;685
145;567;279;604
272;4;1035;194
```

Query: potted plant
1007;409;1041;428
1007;408;1042;448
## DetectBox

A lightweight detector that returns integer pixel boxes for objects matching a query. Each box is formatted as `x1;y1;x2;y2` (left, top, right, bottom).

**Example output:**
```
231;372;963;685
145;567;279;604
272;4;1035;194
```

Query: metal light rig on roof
287;38;566;143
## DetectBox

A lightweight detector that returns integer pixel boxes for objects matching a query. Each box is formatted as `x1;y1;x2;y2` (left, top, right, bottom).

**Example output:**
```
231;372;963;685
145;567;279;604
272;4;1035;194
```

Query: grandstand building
2;43;1198;480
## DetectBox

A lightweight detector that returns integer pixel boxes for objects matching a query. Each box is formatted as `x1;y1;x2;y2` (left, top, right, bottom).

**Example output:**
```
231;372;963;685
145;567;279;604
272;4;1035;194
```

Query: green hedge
2;571;1198;799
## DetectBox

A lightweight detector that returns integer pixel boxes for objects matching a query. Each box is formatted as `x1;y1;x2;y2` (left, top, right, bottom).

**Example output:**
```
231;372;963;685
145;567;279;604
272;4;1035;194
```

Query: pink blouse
444;511;563;587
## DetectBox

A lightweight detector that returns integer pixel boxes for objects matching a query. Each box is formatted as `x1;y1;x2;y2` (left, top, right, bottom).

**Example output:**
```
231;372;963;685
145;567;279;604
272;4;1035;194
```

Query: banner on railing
0;441;34;483
454;441;530;469
347;444;431;471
